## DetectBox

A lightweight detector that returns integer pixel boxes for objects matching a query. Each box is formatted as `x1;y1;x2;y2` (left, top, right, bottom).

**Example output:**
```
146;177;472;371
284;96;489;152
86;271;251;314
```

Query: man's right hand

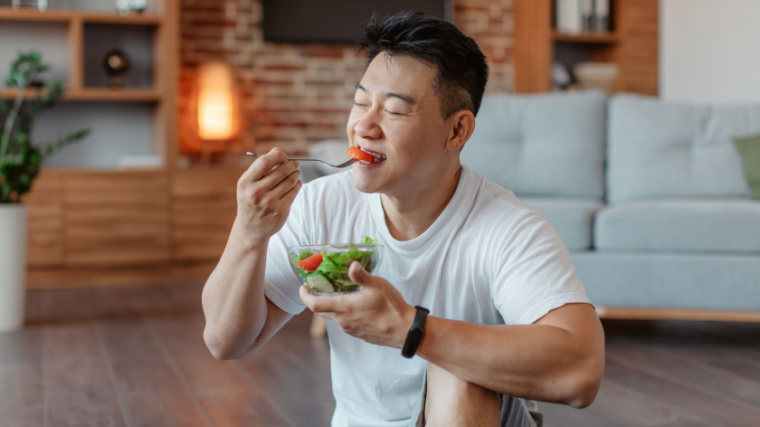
234;147;302;244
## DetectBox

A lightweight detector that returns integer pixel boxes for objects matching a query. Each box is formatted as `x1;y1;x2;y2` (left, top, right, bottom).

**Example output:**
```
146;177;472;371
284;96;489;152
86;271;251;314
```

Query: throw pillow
733;134;760;200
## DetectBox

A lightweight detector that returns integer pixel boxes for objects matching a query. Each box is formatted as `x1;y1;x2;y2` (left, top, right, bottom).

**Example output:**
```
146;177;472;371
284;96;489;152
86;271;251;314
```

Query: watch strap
401;306;429;358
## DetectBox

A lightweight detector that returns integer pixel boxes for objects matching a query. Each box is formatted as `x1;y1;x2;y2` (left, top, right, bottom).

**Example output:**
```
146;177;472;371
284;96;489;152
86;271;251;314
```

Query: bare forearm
416;305;604;407
202;221;270;359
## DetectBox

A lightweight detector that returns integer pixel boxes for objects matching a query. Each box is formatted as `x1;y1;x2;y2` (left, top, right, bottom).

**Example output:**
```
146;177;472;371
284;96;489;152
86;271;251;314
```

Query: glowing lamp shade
197;62;239;141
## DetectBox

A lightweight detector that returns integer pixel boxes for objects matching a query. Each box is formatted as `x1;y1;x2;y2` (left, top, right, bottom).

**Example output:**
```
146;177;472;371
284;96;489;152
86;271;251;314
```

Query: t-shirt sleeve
491;213;592;325
263;188;312;315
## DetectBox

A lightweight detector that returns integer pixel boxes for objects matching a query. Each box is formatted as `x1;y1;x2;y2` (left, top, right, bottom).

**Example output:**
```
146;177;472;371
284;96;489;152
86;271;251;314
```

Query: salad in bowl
288;237;382;295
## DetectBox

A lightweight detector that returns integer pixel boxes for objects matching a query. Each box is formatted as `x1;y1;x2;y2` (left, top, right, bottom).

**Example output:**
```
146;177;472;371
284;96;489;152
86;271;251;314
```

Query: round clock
103;49;131;88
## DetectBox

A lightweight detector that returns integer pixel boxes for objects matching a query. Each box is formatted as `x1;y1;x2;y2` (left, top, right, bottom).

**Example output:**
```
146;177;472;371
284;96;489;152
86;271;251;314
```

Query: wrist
401;306;430;358
397;305;417;348
230;219;270;253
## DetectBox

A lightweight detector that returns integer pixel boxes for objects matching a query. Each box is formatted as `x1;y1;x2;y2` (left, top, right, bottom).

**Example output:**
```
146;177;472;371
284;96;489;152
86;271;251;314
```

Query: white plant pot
0;204;27;333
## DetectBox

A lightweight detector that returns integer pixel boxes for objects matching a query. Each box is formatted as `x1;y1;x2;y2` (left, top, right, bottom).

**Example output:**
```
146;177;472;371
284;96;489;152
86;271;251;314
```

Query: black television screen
262;0;450;44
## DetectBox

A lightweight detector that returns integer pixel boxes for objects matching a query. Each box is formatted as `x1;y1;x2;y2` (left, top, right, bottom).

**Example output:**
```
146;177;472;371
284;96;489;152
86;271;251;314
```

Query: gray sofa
463;91;760;318
306;91;760;319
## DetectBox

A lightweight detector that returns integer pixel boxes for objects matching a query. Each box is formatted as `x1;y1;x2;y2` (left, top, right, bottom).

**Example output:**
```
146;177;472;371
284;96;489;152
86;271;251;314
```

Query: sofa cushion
463;90;606;199
594;200;760;253
572;251;760;311
607;94;760;203
520;197;603;250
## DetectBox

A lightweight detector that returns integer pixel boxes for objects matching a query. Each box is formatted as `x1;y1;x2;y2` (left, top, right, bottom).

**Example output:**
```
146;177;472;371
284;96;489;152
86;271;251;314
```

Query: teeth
360;147;386;161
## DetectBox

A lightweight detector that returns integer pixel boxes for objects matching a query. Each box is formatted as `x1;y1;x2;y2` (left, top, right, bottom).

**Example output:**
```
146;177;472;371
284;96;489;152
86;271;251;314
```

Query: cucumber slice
305;272;334;293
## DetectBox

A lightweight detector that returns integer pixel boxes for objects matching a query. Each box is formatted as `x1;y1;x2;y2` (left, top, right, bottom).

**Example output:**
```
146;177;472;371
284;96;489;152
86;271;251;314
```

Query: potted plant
0;51;89;332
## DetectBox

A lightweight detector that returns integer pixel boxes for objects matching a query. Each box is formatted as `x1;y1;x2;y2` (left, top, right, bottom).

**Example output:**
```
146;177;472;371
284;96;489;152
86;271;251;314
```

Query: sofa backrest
607;94;758;203
462;90;606;199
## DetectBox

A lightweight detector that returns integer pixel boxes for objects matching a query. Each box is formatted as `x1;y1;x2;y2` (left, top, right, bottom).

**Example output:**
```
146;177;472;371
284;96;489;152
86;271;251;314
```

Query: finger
279;178;302;204
268;166;301;200
300;285;345;313
240;148;288;182
238;160;299;207
262;179;301;220
256;158;300;192
348;261;373;286
299;283;315;308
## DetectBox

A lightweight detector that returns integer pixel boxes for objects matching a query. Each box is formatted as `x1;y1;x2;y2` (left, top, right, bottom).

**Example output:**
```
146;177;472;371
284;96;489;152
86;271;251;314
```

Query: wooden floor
1;282;759;427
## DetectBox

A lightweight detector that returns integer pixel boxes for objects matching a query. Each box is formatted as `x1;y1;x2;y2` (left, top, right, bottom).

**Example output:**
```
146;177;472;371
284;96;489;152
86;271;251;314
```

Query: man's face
347;52;453;196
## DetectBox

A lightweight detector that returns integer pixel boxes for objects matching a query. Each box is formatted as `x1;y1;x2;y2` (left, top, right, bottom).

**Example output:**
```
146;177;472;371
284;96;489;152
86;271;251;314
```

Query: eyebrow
356;83;415;105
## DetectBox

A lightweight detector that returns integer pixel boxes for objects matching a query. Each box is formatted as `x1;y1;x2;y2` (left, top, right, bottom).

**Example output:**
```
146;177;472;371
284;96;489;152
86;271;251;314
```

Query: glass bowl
287;243;383;296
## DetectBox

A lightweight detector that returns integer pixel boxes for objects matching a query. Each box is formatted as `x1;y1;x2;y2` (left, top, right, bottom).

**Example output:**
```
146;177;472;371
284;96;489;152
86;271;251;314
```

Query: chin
351;173;379;194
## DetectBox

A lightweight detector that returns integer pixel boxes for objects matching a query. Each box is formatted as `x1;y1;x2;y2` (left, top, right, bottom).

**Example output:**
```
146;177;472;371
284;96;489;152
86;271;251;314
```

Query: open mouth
359;147;386;164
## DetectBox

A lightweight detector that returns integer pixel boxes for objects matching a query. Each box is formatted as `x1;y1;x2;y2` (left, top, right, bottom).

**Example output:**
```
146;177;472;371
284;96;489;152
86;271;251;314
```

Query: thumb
348;261;372;285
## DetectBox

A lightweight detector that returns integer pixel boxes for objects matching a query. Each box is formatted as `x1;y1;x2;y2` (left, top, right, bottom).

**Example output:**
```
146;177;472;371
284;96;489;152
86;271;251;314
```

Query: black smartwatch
401;306;429;358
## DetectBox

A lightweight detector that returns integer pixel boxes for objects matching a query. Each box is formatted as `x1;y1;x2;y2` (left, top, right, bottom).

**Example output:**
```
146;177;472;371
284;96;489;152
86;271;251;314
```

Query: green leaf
1;50;87;203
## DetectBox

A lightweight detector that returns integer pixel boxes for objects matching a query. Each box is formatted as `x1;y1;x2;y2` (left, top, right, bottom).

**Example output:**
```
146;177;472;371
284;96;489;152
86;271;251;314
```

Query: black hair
359;11;489;118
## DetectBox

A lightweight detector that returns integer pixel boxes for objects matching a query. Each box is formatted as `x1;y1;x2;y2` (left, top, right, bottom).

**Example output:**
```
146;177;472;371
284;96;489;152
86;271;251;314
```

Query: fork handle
245;152;315;161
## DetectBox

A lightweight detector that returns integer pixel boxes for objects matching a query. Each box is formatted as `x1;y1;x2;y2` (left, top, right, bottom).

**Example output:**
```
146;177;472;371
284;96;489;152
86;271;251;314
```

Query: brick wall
179;0;514;157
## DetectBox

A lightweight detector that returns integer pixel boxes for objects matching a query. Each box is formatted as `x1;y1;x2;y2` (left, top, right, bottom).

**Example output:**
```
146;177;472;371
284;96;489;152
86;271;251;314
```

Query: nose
352;109;383;140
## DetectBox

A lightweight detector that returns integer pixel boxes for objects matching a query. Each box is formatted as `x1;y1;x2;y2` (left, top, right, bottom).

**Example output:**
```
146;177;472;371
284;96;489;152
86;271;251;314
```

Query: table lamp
196;62;240;163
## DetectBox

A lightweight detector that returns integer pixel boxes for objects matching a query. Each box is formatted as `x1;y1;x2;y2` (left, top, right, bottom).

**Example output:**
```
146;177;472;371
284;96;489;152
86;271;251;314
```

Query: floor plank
3;284;760;427
45;325;127;427
93;286;211;427
0;329;46;427
147;313;295;426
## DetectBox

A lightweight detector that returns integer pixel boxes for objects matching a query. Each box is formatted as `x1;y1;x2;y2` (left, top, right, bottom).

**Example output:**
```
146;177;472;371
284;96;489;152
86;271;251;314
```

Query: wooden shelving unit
0;7;163;24
0;2;204;288
0;0;179;154
0;87;162;101
552;31;620;44
514;0;659;95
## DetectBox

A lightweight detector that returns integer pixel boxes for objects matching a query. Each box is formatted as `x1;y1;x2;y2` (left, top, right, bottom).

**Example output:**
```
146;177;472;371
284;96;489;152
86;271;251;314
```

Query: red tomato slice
347;146;378;163
297;253;323;272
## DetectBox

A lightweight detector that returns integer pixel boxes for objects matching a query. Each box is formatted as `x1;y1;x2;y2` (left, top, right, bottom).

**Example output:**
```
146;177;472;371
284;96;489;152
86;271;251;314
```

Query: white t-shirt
264;166;592;427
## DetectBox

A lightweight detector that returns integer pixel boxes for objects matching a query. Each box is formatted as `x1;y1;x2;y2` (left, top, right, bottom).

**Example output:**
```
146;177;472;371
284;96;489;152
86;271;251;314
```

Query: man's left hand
299;262;415;348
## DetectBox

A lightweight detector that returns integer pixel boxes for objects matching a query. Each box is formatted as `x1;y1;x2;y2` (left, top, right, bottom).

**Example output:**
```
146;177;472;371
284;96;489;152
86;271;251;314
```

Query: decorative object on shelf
11;0;47;12
0;51;90;332
103;48;131;89
195;62;240;163
115;0;132;15
552;62;572;90
556;0;612;34
573;62;618;93
116;0;148;16
592;0;611;32
556;0;582;34
130;0;147;14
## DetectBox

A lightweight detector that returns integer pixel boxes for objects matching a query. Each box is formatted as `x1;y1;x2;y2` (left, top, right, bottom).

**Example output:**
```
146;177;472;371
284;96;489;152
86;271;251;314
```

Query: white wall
660;0;760;104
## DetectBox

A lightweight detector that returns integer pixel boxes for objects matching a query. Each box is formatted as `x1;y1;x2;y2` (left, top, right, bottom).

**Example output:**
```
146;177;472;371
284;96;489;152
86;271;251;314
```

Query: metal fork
245;152;356;168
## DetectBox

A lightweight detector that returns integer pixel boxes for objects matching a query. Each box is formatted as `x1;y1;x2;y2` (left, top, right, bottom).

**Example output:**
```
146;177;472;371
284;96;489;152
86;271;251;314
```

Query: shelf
67;88;162;101
552;31;620;44
0;7;162;25
0;88;161;102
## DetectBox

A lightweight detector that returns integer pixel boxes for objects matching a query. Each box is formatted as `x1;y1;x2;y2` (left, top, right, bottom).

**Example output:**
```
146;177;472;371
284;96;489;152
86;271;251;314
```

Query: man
202;12;605;427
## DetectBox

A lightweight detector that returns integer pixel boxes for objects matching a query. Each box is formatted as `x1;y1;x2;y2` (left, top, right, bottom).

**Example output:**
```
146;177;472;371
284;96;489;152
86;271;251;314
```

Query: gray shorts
408;370;542;427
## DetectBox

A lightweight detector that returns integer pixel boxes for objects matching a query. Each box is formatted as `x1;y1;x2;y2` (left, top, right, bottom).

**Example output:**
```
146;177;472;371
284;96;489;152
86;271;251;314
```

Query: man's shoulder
464;168;536;220
461;168;555;244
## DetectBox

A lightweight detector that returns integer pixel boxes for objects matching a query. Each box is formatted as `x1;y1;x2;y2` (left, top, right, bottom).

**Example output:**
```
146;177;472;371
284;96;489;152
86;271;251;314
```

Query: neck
381;166;462;241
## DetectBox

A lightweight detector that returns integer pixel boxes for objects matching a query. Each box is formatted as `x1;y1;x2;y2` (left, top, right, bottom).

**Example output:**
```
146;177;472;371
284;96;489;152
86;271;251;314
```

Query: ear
445;110;476;151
